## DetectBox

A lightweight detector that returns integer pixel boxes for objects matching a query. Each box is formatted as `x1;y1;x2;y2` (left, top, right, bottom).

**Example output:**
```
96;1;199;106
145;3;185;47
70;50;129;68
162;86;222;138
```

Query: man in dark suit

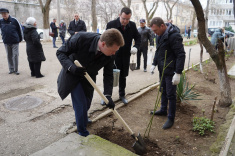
56;29;124;137
101;7;141;105
68;13;86;37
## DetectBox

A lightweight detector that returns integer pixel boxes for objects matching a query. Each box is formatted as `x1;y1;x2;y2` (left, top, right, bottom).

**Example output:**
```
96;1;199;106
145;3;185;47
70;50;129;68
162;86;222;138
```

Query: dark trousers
160;74;177;121
29;62;42;77
119;75;126;97
137;47;148;69
53;37;57;47
71;83;92;137
60;35;65;44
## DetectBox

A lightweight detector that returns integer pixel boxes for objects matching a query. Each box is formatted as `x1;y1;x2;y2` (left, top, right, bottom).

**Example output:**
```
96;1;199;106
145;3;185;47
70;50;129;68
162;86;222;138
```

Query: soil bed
88;55;235;156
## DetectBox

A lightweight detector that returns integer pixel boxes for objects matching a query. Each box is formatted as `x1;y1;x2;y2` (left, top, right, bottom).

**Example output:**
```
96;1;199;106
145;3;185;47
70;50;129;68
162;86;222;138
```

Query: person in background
210;28;224;50
50;18;58;48
68;13;86;37
0;8;23;75
136;19;154;72
187;27;191;39
101;7;141;105
150;17;185;130
167;19;180;33
56;29;124;137
21;22;25;31
23;17;46;78
59;20;66;45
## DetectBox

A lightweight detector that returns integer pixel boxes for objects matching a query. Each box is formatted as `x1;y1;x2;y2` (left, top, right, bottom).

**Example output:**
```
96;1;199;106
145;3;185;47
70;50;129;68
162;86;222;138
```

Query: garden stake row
74;60;147;155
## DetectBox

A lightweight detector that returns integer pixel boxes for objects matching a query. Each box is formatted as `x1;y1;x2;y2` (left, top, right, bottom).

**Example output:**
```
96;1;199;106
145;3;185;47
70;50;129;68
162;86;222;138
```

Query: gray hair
26;17;36;26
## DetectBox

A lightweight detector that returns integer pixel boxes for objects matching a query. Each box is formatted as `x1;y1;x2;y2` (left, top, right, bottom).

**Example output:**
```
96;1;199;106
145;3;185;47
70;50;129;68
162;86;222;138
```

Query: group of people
50;13;86;48
1;7;186;137
56;7;186;137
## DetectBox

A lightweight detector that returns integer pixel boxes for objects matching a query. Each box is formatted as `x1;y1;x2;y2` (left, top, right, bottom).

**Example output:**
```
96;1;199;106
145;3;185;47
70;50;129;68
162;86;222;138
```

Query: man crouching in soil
56;29;124;136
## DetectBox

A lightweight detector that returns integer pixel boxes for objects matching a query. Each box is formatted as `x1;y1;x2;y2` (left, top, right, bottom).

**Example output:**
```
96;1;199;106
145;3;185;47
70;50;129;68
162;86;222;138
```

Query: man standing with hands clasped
136;19;154;72
150;17;185;129
68;13;86;37
101;7;141;105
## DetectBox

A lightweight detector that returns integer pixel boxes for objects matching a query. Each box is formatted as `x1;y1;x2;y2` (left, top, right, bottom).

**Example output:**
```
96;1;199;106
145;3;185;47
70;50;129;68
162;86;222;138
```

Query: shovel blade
132;133;147;155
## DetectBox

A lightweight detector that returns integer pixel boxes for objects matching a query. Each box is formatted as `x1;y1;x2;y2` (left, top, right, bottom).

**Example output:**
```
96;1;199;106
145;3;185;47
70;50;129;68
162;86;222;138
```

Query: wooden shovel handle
74;60;135;136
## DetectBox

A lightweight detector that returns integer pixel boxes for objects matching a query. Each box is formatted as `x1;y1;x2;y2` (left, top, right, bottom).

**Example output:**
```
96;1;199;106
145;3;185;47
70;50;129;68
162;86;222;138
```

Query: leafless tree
164;0;179;20
119;0;131;8
190;0;232;107
38;0;52;41
142;0;160;25
91;0;97;32
205;0;210;34
61;0;77;26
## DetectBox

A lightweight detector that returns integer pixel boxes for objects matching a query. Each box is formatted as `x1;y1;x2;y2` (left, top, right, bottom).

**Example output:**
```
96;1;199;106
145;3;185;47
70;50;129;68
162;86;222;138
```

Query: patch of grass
193;116;215;136
183;39;198;46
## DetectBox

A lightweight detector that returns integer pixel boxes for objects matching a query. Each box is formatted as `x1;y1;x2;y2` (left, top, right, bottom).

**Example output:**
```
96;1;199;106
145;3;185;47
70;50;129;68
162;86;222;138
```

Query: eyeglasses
120;16;130;21
74;16;78;17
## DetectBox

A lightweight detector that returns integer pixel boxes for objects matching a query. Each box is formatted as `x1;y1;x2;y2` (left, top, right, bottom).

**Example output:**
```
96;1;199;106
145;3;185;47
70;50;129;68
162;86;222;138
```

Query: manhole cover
4;95;43;111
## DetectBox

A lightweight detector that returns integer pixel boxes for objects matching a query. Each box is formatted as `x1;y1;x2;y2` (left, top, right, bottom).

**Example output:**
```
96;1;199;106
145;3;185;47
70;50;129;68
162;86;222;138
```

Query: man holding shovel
101;7;141;105
150;17;185;129
56;29;124;137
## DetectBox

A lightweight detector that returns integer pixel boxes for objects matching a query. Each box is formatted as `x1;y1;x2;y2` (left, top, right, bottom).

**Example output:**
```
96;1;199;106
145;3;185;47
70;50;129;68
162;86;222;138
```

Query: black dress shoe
100;99;105;106
135;67;140;70
162;119;174;129
9;71;14;74
36;75;44;78
150;110;167;116
15;71;20;75
120;96;128;104
53;46;58;48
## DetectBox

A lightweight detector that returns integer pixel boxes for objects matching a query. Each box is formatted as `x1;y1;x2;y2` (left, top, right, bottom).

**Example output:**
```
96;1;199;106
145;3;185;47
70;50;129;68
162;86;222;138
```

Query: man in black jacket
0;8;23;75
50;18;58;48
56;29;124;137
136;19;154;72
150;17;185;129
68;13;86;37
101;7;141;105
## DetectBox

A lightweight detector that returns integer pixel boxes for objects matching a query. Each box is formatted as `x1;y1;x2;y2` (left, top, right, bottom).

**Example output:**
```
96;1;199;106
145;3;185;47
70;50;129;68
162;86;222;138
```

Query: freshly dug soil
88;55;235;156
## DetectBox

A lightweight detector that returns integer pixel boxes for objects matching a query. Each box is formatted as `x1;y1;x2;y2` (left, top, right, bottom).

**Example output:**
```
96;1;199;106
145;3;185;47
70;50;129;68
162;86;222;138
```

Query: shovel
130;54;136;71
74;60;147;155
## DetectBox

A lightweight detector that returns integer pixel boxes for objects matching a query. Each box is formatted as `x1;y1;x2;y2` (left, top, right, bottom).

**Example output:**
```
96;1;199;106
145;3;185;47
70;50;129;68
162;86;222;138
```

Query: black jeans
137;47;148;69
29;62;42;77
119;75;126;97
160;74;177;121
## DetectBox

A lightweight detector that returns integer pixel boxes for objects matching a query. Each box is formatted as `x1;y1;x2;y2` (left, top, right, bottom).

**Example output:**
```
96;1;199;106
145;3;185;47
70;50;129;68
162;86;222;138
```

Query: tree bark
38;0;52;41
91;0;97;32
142;0;159;25
199;40;203;73
205;0;210;34
190;0;232;107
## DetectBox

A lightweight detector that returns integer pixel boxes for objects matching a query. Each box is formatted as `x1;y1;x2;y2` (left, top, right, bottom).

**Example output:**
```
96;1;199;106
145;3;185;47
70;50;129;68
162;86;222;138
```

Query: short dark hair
100;28;124;47
150;17;165;27
120;7;132;15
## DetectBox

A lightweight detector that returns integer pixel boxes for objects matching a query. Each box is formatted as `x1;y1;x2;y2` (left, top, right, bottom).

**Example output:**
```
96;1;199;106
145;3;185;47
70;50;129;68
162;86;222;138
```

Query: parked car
225;30;235;37
208;28;220;37
36;28;43;39
193;29;198;37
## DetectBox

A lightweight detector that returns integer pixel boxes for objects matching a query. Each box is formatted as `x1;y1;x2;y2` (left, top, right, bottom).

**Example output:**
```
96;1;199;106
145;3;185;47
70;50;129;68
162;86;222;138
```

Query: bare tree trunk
205;0;210;34
199;40;203;73
165;0;178;20
91;0;97;32
142;0;159;25
119;0;131;7
38;0;52;41
190;0;232;107
164;1;169;20
191;10;196;38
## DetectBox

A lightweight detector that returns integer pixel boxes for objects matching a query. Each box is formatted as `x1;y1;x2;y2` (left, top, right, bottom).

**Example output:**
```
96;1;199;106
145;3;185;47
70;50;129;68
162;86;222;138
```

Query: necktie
75;21;78;25
95;51;102;59
122;25;125;31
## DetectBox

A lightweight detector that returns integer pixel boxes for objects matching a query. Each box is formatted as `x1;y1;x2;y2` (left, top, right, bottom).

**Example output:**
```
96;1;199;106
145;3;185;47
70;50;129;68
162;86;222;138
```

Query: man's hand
172;73;181;85
105;96;115;109
130;47;138;55
70;64;87;77
150;65;156;74
150;46;154;51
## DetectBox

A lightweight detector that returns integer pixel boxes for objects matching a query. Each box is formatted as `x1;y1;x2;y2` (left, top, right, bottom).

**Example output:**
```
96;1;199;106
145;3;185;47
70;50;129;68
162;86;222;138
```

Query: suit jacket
106;17;141;77
68;19;86;36
56;32;114;100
